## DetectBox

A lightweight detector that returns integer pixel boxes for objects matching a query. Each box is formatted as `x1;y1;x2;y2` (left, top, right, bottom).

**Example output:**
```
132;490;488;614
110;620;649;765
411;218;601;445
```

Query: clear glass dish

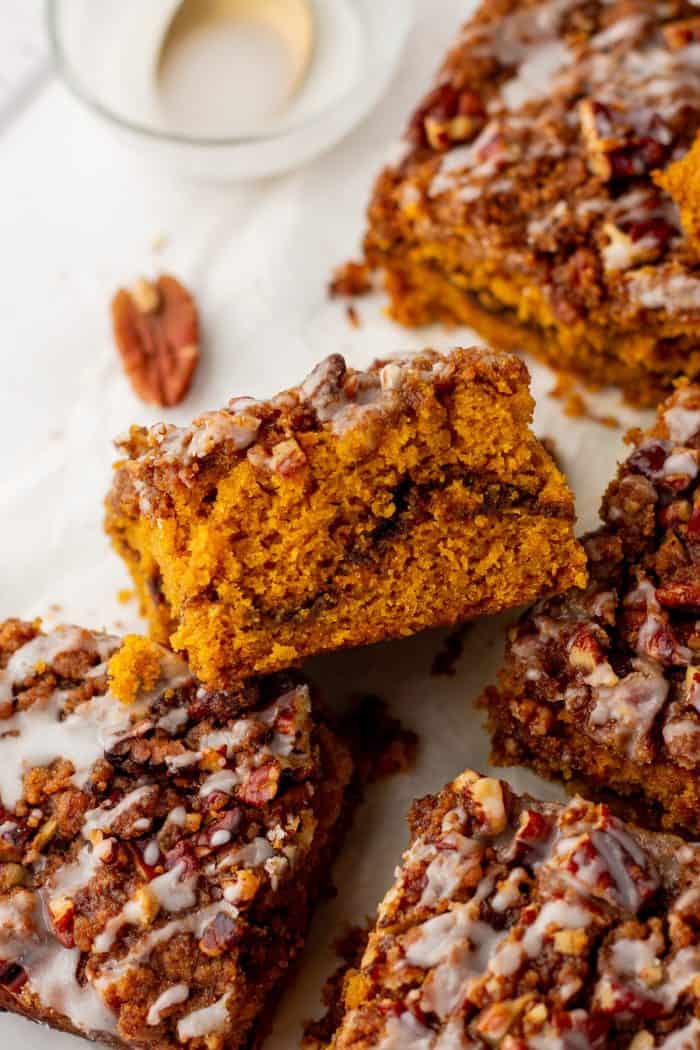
46;0;416;181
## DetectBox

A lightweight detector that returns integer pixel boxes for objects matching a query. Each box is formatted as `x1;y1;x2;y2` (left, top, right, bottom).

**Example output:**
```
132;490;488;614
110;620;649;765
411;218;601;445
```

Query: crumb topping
330;770;700;1049
0;620;343;1046
502;384;700;779
111;347;516;519
372;0;700;327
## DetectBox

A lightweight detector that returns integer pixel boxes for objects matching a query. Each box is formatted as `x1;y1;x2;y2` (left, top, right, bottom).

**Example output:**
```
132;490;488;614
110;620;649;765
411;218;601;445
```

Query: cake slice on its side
488;383;700;834
106;347;585;688
360;0;700;406
325;769;700;1050
0;619;351;1050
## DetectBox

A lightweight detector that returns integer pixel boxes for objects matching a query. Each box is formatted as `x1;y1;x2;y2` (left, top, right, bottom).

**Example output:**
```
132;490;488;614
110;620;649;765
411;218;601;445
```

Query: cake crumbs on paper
346;303;361;328
329;259;373;298
341;695;418;785
108;635;163;705
549;372;620;429
302;924;371;1050
117;588;135;605
431;624;472;677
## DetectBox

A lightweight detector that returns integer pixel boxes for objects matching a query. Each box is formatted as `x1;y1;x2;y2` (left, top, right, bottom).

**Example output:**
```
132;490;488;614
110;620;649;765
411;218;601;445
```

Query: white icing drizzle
628;269;700;313
216;835;275;871
403;903;509;1019
588;657;669;760
96;901;239;989
344;768;686;1050
200;769;240;797
665;393;700;444
0;626;193;809
376;1012;435;1050
49;843;103;897
147;982;189;1025
157;707;189;733
524;899;593;956
163;805;187;829
418;834;482;908
26;942;117;1036
663;450;699;479
589;13;646;50
501;39;572;110
176;991;231;1041
0;892;117;1036
0;626;117;707
143;840;160;866
83;785;157;839
0;689;137;809
657;1017;700;1049
93;861;198;953
184;411;260;461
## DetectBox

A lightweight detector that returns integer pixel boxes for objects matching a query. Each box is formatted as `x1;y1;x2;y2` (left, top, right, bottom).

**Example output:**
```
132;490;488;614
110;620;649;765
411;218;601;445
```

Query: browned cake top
110;347;527;521
380;0;700;326
331;769;700;1049
506;384;700;778
0;620;338;1045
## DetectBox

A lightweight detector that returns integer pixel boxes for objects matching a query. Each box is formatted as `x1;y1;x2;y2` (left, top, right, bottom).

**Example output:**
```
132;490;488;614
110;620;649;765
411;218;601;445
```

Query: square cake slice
361;0;700;406
105;347;585;688
0;619;351;1049
488;383;700;834
325;769;700;1050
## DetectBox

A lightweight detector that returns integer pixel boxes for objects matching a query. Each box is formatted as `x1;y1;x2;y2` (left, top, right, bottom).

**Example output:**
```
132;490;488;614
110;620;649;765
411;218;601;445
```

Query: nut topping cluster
0;620;350;1047
329;771;700;1050
490;383;700;834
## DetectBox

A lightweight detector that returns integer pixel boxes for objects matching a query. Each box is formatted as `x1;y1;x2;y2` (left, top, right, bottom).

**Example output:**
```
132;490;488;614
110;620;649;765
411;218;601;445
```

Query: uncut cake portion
106;347;586;688
325;768;700;1050
0;619;351;1049
488;383;700;835
361;0;700;406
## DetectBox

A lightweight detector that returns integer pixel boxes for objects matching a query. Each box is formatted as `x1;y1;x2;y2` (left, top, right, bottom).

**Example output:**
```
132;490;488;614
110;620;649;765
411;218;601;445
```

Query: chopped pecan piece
239;762;281;806
663;18;700;51
111;274;200;408
407;82;486;150
656;570;700;610
48;897;75;948
579;99;669;181
601;219;675;272
247;438;307;477
199;911;243;956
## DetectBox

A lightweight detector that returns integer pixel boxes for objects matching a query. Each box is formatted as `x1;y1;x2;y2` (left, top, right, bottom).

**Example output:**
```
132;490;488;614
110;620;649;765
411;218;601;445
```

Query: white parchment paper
0;2;654;1046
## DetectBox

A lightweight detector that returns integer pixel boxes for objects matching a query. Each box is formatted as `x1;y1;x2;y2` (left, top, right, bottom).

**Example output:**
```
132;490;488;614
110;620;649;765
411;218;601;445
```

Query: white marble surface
0;2;651;1047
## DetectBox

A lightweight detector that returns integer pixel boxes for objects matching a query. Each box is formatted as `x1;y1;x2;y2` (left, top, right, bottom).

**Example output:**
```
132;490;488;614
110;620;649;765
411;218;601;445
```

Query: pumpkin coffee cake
487;383;700;835
0;619;351;1049
324;769;700;1050
360;0;700;406
105;347;585;688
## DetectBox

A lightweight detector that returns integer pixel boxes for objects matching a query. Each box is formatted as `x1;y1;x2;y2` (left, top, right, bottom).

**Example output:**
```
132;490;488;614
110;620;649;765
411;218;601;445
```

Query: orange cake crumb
105;348;586;688
108;634;163;704
655;132;700;255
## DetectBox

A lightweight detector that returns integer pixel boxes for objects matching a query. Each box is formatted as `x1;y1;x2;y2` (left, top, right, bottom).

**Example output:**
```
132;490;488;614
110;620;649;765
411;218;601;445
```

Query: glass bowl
46;0;416;181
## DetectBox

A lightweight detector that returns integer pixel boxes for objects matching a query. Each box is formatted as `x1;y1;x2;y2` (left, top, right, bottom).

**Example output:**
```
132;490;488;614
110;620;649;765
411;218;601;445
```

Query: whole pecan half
111;274;200;407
